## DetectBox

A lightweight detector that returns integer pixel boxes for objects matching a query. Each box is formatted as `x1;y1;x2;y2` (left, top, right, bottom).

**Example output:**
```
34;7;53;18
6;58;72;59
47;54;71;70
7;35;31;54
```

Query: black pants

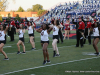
5;35;6;44
76;29;84;47
10;33;14;41
58;29;63;43
84;28;91;44
10;27;15;41
9;30;14;41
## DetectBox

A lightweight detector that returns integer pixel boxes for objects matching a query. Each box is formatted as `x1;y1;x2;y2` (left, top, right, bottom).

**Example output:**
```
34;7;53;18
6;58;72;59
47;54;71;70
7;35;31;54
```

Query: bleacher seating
35;0;100;27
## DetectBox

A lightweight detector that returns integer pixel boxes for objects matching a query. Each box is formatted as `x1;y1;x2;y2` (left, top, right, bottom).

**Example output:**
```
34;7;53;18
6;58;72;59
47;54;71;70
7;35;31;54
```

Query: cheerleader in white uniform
50;20;63;57
0;25;9;60
90;22;100;56
28;22;36;50
16;24;25;54
36;23;52;65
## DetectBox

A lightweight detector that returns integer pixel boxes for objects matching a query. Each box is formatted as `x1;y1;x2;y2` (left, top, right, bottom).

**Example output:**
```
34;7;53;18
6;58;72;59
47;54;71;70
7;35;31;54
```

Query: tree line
0;0;47;16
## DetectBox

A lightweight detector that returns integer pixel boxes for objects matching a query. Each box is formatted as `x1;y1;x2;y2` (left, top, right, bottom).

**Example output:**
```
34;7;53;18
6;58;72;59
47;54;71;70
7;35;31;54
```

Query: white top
28;26;33;34
19;29;24;38
0;31;5;41
53;26;59;35
41;30;49;41
93;27;99;36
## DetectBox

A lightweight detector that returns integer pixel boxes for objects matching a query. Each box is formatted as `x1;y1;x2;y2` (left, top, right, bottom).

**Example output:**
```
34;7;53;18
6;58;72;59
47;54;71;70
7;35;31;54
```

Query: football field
0;30;100;75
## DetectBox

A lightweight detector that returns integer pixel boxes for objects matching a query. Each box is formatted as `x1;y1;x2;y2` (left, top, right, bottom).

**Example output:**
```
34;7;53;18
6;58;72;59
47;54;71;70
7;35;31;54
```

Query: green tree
38;10;46;16
0;0;7;11
0;0;15;11
7;13;11;21
17;6;24;12
15;14;21;22
0;14;2;21
32;4;43;12
27;8;32;12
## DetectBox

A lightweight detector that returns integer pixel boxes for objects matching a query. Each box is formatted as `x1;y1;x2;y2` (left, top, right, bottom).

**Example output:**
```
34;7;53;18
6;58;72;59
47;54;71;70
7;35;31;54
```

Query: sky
6;0;82;11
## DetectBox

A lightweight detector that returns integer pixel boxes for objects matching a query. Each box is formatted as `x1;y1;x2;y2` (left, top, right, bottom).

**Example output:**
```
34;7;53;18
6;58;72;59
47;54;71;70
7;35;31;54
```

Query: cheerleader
50;20;63;57
0;25;9;60
36;23;52;65
28;22;36;50
64;19;70;40
90;22;100;56
16;24;25;54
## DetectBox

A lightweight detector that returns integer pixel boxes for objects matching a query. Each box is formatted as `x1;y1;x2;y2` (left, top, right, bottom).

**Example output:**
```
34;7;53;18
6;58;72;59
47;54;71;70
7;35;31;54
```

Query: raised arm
72;18;77;24
4;26;9;34
49;24;54;28
22;29;25;33
36;27;42;33
47;27;53;34
16;29;20;33
58;24;63;28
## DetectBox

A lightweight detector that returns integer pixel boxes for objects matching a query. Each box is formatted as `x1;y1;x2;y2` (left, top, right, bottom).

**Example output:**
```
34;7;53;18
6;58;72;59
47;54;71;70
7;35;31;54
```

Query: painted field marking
0;43;94;55
1;56;100;75
3;46;12;48
82;52;100;56
30;74;35;75
0;44;76;55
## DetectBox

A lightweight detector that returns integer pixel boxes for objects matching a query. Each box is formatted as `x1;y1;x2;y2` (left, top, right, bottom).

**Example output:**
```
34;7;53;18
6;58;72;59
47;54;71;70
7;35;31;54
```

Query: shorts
19;37;24;42
94;36;100;40
0;41;6;44
65;28;70;30
53;35;59;40
41;41;49;44
29;33;34;37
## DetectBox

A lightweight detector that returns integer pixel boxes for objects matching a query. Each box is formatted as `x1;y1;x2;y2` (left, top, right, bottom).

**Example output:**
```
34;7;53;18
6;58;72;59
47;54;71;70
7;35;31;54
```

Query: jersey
78;21;85;30
86;22;91;28
53;26;59;35
41;30;49;41
0;31;5;41
28;26;33;34
93;27;99;36
19;29;24;38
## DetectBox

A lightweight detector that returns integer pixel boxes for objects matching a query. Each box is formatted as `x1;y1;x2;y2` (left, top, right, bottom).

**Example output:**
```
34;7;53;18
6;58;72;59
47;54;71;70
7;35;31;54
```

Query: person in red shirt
9;19;16;42
76;17;85;47
84;17;92;45
64;19;70;40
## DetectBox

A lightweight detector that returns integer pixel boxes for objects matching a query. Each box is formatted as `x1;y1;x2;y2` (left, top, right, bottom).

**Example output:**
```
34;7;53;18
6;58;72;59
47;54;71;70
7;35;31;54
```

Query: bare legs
0;43;8;59
64;30;70;40
17;40;25;52
29;37;35;48
93;38;99;54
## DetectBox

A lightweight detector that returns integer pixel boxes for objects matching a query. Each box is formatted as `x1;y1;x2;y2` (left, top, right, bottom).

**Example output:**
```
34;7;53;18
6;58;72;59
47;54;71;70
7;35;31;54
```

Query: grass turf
0;30;100;75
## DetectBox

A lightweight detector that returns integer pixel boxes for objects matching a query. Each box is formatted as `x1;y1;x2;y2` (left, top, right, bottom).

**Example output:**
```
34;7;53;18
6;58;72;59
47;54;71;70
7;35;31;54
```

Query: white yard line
1;56;100;75
0;45;76;55
4;40;53;46
0;44;90;55
3;46;12;48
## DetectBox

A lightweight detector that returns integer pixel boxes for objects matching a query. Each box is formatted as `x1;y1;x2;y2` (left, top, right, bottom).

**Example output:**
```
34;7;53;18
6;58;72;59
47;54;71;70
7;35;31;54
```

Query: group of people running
0;16;100;65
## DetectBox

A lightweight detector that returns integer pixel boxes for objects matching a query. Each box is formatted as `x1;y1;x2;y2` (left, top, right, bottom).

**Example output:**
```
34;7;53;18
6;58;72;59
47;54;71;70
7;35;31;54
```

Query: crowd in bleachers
35;0;100;28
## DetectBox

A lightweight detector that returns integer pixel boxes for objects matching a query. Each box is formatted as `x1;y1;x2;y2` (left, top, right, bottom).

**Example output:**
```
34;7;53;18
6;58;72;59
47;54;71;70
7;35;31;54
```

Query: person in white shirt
50;20;63;57
36;23;52;65
0;25;9;60
28;22;36;50
16;24;25;54
90;22;100;56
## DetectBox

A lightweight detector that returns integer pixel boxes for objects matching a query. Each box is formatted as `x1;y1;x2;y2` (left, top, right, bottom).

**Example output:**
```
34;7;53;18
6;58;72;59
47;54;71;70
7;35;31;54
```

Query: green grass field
0;30;100;75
